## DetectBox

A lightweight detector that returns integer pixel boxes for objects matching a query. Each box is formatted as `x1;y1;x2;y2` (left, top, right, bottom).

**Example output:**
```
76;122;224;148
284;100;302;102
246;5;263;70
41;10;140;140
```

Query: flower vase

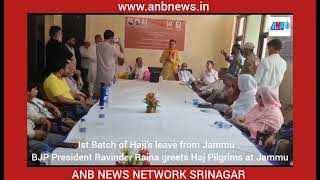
146;106;156;113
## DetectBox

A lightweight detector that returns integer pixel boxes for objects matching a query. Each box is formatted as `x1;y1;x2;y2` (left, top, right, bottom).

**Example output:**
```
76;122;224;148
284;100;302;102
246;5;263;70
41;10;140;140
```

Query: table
51;80;271;165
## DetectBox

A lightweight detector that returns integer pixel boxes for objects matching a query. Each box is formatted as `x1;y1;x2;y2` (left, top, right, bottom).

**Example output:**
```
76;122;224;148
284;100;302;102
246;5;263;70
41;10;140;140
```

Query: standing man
221;44;245;77
95;30;124;96
240;42;260;75
79;39;97;97
95;34;103;44
254;39;287;97
45;25;73;78
64;35;77;63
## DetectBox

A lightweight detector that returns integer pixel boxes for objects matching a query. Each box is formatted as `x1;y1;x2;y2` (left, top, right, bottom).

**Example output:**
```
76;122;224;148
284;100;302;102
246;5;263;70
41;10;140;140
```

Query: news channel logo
268;17;292;36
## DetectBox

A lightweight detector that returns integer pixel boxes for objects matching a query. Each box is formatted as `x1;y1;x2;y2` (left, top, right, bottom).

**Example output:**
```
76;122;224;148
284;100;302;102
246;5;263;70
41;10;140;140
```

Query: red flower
143;160;150;166
115;161;123;166
139;148;149;156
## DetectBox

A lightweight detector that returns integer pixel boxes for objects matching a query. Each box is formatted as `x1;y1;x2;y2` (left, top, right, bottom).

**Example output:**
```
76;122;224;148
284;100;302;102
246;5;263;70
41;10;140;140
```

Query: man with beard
95;30;124;96
64;35;77;63
43;60;88;120
45;25;73;78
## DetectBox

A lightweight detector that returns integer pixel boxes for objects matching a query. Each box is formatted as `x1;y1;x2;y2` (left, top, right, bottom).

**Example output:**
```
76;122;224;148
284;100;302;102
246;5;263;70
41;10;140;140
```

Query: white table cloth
51;80;271;165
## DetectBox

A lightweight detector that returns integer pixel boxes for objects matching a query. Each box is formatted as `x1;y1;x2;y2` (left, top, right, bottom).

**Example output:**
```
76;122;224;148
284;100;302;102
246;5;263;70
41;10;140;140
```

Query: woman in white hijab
226;74;257;119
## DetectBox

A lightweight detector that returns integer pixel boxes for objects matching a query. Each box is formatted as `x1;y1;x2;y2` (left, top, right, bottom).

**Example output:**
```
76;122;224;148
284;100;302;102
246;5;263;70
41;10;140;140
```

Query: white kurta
198;69;219;85
254;54;287;97
177;70;195;84
79;45;97;83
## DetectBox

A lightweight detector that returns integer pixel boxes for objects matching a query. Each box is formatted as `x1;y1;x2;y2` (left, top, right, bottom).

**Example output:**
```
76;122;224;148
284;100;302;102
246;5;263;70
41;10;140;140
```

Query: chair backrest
255;131;273;146
148;67;162;83
36;83;49;101
186;69;193;74
148;67;162;73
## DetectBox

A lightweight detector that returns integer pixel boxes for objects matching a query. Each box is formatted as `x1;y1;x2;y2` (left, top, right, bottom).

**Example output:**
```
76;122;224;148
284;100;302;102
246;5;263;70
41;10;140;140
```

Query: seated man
43;60;89;120
28;118;65;165
64;61;87;98
199;67;228;98
194;60;219;91
130;57;149;80
177;63;195;84
208;73;238;105
115;57;132;79
211;73;240;117
28;82;76;135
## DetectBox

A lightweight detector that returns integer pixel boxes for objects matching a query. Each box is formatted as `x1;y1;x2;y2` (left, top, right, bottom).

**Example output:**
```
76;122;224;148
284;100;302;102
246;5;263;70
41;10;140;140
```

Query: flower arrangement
144;92;159;107
115;148;150;166
144;92;159;113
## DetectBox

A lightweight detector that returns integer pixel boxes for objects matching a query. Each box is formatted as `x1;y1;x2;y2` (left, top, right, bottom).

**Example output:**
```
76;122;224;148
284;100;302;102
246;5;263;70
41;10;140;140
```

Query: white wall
244;15;262;54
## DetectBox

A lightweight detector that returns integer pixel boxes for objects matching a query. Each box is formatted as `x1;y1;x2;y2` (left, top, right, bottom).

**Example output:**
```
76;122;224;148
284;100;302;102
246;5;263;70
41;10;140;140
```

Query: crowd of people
174;39;292;165
27;25;292;165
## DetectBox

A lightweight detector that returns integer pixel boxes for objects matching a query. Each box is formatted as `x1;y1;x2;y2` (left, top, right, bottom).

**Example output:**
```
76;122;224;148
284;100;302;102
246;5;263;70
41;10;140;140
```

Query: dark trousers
64;105;87;121
81;68;89;93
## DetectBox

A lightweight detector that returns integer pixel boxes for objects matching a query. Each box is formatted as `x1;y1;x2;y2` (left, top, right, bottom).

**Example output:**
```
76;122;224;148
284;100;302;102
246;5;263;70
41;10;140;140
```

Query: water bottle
214;121;232;129
222;122;233;129
79;118;87;141
104;85;111;106
99;106;105;118
99;83;106;106
39;145;51;165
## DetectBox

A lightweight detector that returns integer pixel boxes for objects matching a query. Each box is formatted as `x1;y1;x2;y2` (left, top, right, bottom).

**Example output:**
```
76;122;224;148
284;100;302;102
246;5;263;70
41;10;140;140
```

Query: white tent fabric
51;80;271;165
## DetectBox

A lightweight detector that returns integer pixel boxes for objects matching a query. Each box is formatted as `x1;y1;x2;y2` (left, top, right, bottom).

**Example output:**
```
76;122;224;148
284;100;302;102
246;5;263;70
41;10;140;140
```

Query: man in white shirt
131;57;149;80
115;57;132;79
194;61;219;92
177;63;195;84
198;60;219;85
27;82;76;132
199;68;228;97
79;39;97;97
27;117;65;160
254;39;287;97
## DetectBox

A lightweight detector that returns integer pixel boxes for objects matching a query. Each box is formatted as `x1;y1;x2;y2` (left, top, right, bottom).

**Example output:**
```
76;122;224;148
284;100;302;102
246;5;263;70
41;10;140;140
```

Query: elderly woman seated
232;86;284;140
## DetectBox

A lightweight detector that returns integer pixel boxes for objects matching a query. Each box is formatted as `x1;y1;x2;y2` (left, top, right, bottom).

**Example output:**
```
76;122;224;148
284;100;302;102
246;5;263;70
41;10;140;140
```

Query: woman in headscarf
233;86;284;139
226;74;258;119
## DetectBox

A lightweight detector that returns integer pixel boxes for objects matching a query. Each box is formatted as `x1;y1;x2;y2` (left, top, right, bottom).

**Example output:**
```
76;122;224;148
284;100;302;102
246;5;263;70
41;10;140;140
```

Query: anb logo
270;21;290;30
268;17;291;36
